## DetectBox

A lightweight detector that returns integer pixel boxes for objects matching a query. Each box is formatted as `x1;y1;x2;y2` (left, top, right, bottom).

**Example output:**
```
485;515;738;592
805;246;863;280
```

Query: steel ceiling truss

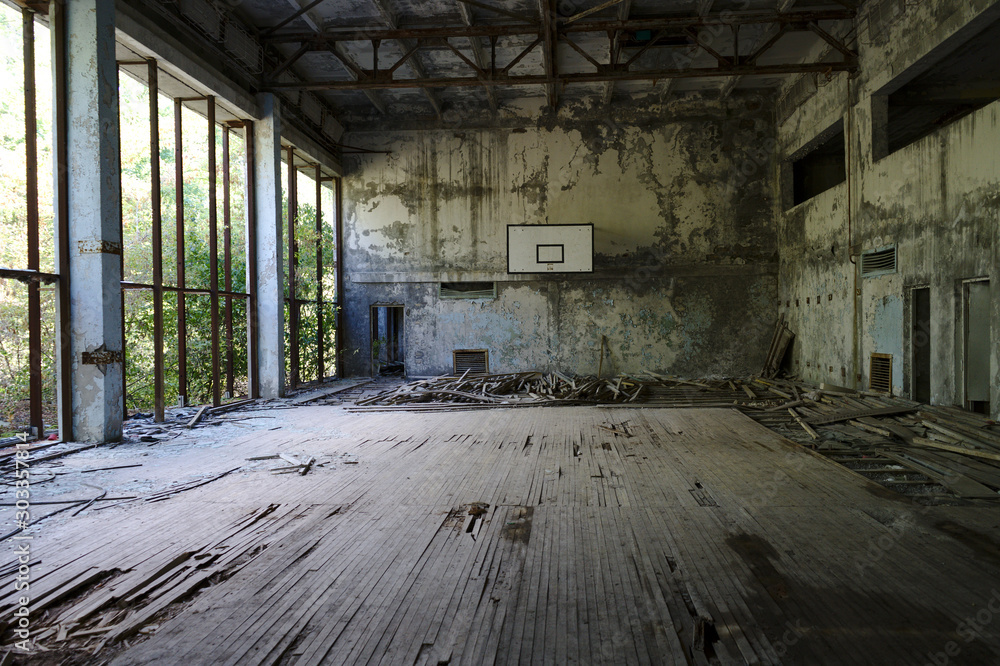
262;8;857;96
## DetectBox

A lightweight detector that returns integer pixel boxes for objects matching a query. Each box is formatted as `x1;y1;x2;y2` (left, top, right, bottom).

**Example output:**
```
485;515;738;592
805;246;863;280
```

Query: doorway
911;287;931;403
371;305;405;377
964;280;991;414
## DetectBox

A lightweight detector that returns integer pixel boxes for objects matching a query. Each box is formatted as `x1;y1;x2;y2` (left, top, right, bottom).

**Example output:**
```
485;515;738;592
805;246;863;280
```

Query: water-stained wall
777;0;1000;416
340;95;778;378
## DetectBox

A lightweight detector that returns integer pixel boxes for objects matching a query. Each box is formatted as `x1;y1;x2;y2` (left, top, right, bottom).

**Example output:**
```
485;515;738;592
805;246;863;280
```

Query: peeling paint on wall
777;0;999;415
340;95;778;378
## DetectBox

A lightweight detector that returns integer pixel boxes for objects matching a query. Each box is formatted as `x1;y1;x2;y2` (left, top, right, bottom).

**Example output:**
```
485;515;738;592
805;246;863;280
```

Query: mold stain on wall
340;94;778;378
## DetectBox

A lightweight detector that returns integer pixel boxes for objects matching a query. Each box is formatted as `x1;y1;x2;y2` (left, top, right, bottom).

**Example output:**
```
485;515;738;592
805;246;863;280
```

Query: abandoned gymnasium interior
0;0;999;663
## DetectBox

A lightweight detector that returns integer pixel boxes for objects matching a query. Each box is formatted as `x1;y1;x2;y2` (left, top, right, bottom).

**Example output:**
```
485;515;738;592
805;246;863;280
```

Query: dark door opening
964;280;991;414
912;287;931;403
371;305;404;377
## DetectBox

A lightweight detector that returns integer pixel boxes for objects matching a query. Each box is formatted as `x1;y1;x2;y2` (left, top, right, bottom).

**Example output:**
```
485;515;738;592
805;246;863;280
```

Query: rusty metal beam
262;9;856;43
454;0;534;23
287;145;300;388
266;60;857;91
745;22;789;65
335;177;343;378
315;163;324;381
244;122;260;399
52;0;72;440
0;268;58;284
174;98;187;406
148;59;165;423
807;21;858;60
563;0;625;24
263;0;326;36
456;0;499;111
270;42;312;79
562;34;604;71
333;44;388;114
23;8;42;439
538;0;557;107
223;127;234;399
279;0;387;115
371;0;443;117
602;0;631;105
208;97;220;407
121;281;251;298
116;63;127;422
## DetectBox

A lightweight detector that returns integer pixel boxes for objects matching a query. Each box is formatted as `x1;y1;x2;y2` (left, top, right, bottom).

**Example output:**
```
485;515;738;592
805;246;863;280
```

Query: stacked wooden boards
3;407;1000;664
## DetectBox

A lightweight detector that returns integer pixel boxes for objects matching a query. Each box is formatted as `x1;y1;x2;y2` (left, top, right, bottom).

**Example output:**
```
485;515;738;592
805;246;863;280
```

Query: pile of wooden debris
351;370;647;411
347;370;1000;500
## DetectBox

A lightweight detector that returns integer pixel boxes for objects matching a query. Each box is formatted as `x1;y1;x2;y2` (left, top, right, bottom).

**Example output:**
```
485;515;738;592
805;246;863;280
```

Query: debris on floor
351;371;648;410
344;370;1000;501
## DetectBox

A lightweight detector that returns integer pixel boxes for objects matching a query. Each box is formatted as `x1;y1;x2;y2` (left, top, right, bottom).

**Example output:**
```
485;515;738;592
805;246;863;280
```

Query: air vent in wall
440;282;496;299
865;0;906;45
869;353;893;393
453;349;489;376
861;246;897;277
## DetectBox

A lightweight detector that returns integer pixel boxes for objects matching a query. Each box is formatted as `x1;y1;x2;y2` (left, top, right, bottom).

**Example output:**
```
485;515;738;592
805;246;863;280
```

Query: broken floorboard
4;407;1000;664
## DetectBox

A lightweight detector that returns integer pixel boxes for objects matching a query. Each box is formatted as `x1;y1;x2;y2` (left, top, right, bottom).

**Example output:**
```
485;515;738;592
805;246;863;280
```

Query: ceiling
231;0;859;124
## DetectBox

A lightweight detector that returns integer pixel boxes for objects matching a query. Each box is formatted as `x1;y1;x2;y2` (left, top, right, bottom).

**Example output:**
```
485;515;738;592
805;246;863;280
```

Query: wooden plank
806;405;916;426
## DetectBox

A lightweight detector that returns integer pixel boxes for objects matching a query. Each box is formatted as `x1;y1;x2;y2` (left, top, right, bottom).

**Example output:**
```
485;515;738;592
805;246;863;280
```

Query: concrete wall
777;0;1000;416
340;96;778;378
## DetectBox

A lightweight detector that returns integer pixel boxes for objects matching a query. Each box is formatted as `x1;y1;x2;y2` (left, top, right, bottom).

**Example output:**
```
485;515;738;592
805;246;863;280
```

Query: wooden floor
6;406;1000;664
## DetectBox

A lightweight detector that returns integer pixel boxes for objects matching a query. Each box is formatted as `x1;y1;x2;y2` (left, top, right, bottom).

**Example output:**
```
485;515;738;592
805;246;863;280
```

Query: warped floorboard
5;407;1000;665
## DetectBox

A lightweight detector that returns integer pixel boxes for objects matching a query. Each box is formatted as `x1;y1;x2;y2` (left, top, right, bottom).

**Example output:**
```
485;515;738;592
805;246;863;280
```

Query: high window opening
0;7;58;441
282;150;340;391
875;14;1000;157
789;120;846;207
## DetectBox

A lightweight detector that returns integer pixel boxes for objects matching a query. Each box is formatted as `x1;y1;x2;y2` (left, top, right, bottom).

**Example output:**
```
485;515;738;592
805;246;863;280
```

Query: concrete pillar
251;93;285;398
53;0;123;442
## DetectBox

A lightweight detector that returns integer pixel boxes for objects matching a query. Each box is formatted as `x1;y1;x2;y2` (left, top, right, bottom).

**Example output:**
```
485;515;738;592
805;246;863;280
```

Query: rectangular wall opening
789;120;846;207
440;282;496;299
371;305;404;377
964;280;991;414
876;14;1000;156
911;287;931;404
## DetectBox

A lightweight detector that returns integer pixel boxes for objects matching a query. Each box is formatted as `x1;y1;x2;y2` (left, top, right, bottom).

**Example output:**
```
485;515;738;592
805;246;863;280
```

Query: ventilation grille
864;0;907;45
861;247;897;276
777;73;819;122
453;350;489;376
869;353;893;393
440;282;496;299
